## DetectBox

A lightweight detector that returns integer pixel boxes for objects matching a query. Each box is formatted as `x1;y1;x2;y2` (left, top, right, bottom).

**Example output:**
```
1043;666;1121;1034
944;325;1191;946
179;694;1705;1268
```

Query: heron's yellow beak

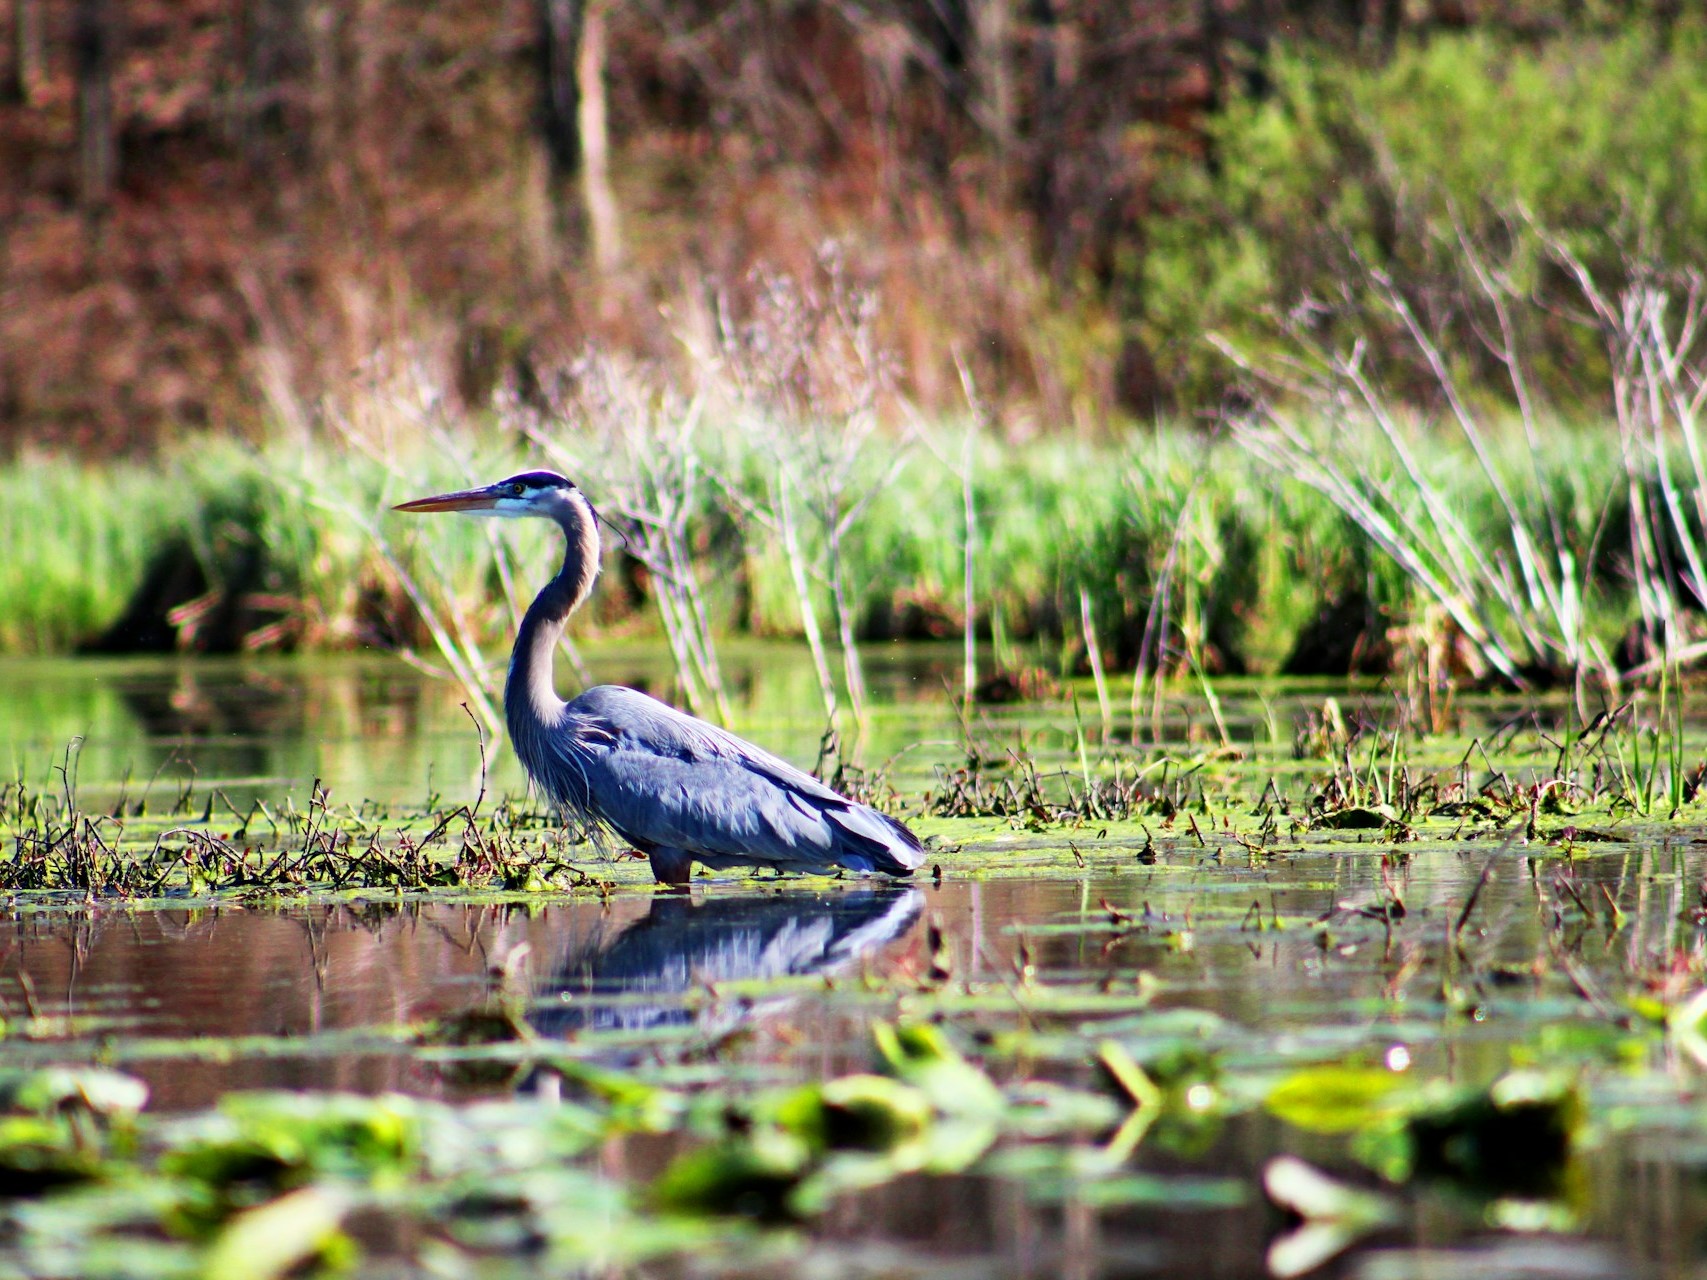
393;484;503;513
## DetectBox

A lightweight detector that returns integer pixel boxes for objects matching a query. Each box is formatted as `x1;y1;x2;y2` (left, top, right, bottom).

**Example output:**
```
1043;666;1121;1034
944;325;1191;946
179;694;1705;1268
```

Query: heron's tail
828;805;926;876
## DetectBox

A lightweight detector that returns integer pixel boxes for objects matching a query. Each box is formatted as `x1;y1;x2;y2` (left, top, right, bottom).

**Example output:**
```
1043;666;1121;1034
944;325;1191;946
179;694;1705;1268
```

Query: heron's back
523;685;923;876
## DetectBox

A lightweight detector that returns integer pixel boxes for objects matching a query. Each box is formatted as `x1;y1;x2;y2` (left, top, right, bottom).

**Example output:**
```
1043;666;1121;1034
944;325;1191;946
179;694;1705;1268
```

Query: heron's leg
648;847;695;887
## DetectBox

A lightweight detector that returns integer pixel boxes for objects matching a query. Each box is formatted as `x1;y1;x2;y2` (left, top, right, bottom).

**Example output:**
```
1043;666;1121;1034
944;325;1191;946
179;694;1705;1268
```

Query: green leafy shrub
1143;24;1707;407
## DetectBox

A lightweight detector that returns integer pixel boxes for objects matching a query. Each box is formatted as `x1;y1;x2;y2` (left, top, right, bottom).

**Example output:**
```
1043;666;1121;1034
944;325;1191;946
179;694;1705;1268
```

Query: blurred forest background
4;0;1703;451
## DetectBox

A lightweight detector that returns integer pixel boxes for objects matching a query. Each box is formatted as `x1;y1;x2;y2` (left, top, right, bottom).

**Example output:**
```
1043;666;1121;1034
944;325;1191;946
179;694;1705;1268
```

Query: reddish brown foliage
0;0;1499;449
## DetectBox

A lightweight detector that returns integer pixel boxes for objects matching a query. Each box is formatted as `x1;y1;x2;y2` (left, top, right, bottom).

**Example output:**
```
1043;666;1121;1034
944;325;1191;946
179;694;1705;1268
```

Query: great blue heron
395;470;925;886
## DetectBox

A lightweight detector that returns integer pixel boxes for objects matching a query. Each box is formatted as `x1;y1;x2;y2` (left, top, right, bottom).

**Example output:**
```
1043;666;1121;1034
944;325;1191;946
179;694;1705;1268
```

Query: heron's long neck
506;502;599;729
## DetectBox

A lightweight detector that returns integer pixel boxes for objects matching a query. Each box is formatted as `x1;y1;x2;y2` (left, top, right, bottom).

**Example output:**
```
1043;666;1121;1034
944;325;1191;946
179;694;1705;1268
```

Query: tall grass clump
1214;209;1707;690
0;456;182;651
0;407;1646;694
0;440;397;655
702;260;912;731
1545;242;1707;669
518;354;737;725
498;255;918;737
1132;18;1707;693
308;360;561;735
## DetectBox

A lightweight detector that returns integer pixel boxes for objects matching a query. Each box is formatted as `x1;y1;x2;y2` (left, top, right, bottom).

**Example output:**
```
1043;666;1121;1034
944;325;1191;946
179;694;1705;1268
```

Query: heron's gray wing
556;686;923;873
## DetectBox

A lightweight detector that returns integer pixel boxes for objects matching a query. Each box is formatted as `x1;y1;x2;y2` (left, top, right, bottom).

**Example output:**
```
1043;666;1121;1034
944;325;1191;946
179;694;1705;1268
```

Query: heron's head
394;470;582;521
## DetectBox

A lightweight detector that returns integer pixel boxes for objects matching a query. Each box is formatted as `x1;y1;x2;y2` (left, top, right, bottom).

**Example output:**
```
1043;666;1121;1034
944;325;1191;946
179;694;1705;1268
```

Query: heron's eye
510;482;525;497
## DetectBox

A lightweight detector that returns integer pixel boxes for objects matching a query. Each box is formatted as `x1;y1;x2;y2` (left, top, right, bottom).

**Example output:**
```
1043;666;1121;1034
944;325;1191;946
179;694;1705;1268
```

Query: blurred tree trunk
578;0;621;275
1373;0;1402;54
1202;0;1226;117
537;0;582;176
241;0;309;163
972;0;1014;187
304;0;336;167
1023;0;1072;281
917;0;971;180
7;0;43;105
74;0;118;209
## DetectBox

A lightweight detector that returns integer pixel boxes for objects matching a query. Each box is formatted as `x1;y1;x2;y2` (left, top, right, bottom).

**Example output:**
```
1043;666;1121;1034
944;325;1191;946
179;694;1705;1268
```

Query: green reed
0;419;1654;707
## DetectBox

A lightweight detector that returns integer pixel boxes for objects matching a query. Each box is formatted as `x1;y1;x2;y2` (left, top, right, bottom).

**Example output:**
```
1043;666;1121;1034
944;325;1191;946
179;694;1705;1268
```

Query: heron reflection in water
531;887;924;1040
396;471;925;887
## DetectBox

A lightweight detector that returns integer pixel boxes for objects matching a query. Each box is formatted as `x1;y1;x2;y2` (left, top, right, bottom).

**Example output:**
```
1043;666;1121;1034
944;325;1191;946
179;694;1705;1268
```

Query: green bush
1142;25;1707;407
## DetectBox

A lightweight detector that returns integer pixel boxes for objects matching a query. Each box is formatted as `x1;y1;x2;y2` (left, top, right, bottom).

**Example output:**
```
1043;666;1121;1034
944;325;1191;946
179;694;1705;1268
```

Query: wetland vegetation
0;411;1680;687
4;656;1707;1276
9;204;1707;1274
10;4;1707;1276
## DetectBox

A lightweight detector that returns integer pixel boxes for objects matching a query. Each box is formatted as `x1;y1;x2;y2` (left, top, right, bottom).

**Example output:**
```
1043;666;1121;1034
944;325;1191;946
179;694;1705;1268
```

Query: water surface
2;651;1706;1278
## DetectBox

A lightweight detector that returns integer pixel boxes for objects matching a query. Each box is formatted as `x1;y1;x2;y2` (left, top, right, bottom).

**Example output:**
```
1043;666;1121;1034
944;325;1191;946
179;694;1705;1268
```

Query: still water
0;645;904;805
5;859;1701;1278
0;643;1413;807
2;648;1706;1277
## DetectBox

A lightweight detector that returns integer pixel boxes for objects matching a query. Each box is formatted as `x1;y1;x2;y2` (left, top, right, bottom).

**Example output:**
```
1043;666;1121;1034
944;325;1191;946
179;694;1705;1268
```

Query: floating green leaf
871;1021;1004;1118
650;1128;813;1222
777;1074;932;1155
201;1185;352;1280
1266;1066;1409;1134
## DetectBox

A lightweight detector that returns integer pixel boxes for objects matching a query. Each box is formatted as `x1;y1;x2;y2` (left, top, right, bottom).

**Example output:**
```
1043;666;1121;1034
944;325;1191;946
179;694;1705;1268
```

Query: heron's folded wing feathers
556;686;923;873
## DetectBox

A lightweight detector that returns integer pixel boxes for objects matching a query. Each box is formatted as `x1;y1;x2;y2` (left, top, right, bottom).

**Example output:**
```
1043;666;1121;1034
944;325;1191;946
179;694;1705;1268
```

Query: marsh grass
0;456;187;652
1;427;1298;672
1218;218;1707;696
3;671;1699;903
0;761;626;897
0;405;1672;719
